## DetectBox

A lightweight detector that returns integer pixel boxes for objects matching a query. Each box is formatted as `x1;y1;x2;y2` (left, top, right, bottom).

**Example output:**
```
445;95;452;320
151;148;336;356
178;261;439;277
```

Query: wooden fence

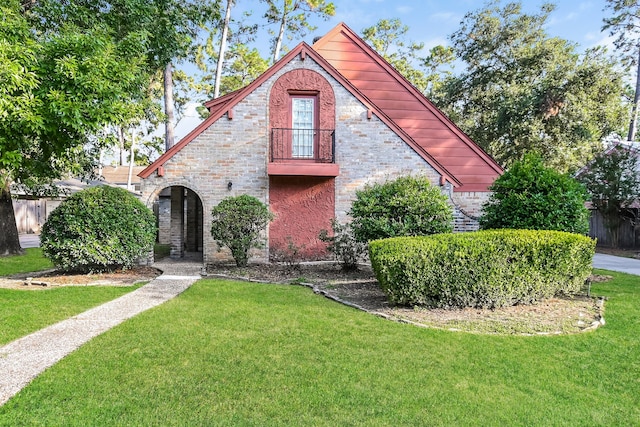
589;209;640;248
13;198;61;234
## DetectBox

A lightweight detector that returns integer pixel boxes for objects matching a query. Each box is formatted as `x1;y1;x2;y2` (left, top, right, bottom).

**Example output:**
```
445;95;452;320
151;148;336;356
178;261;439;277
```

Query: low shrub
270;236;305;271
318;219;368;271
40;185;156;272
369;229;595;309
210;195;273;267
349;175;453;242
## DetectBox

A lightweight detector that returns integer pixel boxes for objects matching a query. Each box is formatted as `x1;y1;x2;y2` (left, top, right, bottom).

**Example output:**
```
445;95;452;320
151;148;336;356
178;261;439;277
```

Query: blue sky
174;0;615;139
243;0;613;57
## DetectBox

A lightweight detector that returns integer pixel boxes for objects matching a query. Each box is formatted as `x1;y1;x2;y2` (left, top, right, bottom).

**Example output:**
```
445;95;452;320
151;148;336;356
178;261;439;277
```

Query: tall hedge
480;154;590;234
40;185;156;272
369;230;595;309
349;175;453;242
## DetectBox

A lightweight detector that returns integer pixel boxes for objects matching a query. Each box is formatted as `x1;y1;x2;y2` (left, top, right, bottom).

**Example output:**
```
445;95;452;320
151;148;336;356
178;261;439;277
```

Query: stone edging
205;272;607;336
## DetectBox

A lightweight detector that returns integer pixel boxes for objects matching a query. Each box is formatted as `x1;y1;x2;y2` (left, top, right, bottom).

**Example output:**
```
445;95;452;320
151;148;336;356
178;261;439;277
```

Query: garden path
0;258;203;406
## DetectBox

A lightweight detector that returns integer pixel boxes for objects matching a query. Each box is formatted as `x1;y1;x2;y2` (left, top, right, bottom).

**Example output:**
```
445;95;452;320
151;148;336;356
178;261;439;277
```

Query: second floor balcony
268;128;339;177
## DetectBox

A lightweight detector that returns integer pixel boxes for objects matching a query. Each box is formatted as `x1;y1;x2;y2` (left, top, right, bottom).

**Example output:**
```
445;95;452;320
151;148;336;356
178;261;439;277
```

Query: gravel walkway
0;258;203;406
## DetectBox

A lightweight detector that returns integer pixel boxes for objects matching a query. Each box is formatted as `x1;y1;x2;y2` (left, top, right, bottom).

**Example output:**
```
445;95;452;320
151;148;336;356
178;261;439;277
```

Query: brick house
139;23;502;264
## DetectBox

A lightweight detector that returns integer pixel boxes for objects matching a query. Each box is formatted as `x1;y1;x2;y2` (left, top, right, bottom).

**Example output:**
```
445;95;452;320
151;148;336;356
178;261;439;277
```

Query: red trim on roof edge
140;37;462;185
203;88;241;110
313;23;503;177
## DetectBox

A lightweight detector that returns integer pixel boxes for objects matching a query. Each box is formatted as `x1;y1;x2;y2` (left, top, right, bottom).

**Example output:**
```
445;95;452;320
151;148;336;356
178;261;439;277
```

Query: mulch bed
0;266;162;290
206;262;607;336
2;261;608;335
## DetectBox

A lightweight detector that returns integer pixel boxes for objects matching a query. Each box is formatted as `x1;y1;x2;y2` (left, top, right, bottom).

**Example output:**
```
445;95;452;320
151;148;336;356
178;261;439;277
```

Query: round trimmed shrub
40;185;156;272
369;229;595;309
349;175;453;243
210;194;273;267
480;154;590;234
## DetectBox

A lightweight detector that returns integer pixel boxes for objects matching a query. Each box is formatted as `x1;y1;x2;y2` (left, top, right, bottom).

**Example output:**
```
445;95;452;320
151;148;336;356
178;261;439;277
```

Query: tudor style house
139;23;502;264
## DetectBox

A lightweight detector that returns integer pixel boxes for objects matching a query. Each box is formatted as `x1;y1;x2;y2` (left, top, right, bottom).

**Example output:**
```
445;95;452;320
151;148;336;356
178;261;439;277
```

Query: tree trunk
214;0;233;99
117;125;126;166
272;13;287;63
164;62;176;151
127;132;136;192
627;49;640;142
0;183;23;256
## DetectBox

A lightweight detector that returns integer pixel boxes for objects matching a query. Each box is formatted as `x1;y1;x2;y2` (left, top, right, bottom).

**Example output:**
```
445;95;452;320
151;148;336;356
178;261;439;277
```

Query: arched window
269;69;335;163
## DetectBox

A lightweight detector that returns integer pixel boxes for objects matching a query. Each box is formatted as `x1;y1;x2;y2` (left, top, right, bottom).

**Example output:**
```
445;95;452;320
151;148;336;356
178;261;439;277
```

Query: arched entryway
152;185;204;261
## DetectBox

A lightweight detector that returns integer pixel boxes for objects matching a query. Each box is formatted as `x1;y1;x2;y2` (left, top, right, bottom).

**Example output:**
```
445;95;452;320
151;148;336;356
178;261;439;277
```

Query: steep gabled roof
312;23;502;191
140;40;459;184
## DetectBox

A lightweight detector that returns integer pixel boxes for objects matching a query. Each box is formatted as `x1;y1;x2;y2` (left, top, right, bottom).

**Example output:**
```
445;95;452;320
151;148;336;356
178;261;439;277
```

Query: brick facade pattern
141;55;487;265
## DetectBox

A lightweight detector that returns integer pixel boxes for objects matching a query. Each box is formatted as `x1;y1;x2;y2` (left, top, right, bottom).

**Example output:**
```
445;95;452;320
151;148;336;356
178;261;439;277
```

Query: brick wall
449;190;491;231
157;196;171;244
141;54;490;265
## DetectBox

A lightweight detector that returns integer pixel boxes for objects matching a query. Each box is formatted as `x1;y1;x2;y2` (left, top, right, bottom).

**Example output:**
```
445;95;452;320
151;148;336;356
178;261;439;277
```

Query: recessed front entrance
153;186;203;260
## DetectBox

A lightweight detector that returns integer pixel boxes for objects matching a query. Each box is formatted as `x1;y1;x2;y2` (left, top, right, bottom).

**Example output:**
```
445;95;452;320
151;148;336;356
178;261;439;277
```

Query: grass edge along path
0;270;638;425
0;248;144;346
0;284;145;346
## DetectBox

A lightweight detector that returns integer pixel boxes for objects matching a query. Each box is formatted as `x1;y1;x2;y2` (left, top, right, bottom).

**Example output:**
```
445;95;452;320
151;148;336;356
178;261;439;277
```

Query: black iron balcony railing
270;128;335;163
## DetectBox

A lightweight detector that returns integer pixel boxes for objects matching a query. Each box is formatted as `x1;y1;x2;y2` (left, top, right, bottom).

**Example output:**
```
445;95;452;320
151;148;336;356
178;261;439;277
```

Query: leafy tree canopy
603;0;640;141
262;0;335;62
432;1;629;173
480;153;590;234
0;0;150;254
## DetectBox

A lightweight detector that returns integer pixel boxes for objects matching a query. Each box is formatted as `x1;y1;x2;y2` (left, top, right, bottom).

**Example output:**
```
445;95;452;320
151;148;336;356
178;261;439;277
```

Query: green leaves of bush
480;154;590;234
369;229;595;309
40;186;156;272
210;195;273;267
349;176;453;242
318;219;368;271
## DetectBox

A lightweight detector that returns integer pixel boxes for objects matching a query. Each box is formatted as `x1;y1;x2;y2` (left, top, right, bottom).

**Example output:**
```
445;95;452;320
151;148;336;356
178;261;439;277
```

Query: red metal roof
141;23;502;190
140;42;458;183
312;23;502;192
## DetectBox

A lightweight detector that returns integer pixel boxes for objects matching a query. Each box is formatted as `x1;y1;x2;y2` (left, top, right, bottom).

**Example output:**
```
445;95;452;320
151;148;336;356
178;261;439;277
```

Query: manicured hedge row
369;230;595;309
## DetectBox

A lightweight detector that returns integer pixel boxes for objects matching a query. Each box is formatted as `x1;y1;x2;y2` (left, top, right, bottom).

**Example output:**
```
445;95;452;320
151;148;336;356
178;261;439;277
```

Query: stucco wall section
269;176;334;259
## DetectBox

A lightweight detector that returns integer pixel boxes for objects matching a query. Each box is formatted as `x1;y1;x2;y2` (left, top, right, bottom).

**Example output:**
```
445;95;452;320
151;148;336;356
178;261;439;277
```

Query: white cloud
429;11;461;24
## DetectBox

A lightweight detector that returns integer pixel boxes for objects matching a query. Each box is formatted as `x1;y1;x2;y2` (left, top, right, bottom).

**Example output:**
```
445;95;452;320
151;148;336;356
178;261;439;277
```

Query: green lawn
0;269;638;425
0;248;53;276
0;249;142;345
0;285;143;346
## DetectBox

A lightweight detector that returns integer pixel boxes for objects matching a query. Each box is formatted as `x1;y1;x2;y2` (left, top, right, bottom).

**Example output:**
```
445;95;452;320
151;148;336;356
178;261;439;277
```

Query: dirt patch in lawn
0;262;608;335
0;266;162;290
207;262;608;336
